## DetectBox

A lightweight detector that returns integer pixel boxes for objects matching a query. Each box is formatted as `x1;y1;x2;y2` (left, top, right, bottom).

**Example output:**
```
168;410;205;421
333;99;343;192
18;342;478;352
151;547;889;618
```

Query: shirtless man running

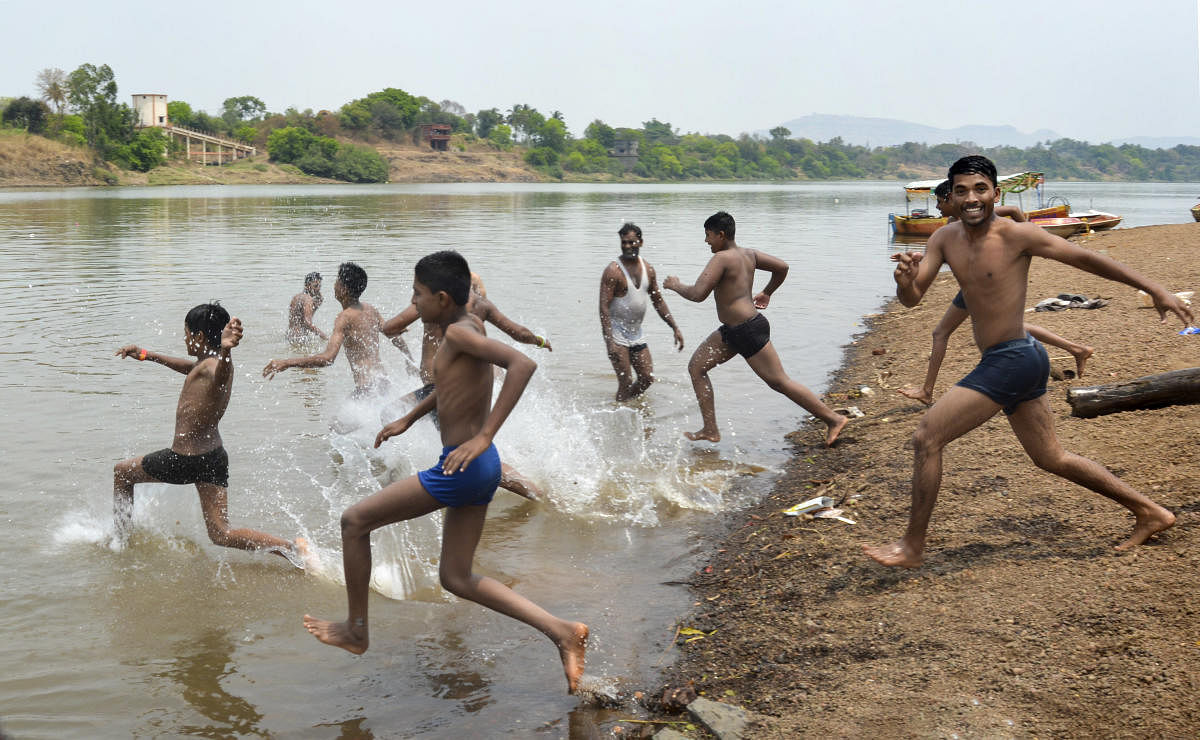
287;271;328;342
865;155;1191;568
599;223;684;401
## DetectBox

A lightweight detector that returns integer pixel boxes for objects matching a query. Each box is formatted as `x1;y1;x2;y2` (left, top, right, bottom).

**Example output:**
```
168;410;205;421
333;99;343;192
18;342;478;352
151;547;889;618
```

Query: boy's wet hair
947;155;998;188
618;222;642;239
338;262;368;299
304;271;321;286
415;250;471;306
703;211;736;239
185;302;230;350
934;180;951;199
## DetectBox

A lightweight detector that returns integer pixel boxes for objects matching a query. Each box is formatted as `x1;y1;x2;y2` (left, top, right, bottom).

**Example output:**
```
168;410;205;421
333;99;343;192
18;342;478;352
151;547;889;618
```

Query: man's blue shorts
418;443;501;508
956;334;1050;415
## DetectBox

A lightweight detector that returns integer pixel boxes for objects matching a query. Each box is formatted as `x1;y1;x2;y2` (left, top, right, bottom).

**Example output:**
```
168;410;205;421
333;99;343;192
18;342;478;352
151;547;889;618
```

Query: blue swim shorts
956;334;1050;415
417;443;501;508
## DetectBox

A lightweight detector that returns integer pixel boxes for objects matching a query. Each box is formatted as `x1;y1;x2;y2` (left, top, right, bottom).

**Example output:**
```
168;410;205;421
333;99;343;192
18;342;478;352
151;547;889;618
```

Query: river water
0;180;1193;738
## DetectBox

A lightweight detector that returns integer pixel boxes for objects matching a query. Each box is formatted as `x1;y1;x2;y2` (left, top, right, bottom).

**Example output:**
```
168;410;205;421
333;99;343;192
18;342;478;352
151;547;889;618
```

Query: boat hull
890;213;947;236
1032;217;1086;237
1192;204;1200;222
1026;204;1069;219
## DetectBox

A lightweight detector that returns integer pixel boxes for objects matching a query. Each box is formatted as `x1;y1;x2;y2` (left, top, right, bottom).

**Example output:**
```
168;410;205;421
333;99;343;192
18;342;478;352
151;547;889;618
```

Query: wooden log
1067;367;1200;418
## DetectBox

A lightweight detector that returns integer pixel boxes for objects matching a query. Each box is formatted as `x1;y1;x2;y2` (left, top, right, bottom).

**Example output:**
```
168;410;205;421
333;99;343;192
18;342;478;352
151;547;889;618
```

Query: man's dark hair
415;250;471;306
337;262;368;299
934;180;951;199
185;302;230;350
947;155;998;188
304;271;322;286
703;211;736;239
618;222;642;240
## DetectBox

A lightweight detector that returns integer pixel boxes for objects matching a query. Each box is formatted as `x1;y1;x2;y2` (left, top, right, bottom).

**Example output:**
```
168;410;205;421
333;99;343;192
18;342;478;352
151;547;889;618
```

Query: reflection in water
153;630;266;738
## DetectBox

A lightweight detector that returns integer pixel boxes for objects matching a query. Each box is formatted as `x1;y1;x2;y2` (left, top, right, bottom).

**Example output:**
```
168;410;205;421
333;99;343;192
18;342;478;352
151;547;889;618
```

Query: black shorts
142;446;229;488
719;313;771;358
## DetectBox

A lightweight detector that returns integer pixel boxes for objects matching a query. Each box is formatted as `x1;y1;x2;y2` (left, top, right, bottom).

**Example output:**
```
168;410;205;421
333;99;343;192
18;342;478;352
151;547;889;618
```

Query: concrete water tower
132;94;168;127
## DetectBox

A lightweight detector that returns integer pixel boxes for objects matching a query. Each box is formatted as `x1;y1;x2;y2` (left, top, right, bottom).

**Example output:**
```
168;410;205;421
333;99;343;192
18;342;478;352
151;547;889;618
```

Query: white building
132;94;168;128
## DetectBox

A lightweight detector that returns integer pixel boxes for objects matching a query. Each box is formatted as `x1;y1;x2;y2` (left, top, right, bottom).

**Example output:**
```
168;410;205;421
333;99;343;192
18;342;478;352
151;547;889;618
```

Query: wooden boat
1027;204;1069;219
890;212;947;236
1031;216;1086;237
1192;204;1200;222
1071;210;1123;230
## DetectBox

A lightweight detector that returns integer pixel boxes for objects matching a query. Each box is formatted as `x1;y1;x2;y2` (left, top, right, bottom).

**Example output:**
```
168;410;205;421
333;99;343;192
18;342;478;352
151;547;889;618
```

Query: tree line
5;64;1200;184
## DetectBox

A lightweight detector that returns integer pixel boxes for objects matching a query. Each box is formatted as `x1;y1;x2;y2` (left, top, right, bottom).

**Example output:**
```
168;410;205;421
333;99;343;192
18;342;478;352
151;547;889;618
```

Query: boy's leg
195;482;302;555
1005;395;1174;549
305;475;442;654
606;344;636;401
1024;324;1093;378
744;341;848;446
864;385;1002;567
113;455;158;539
685;331;737;442
438;503;589;693
500;463;543;501
628;346;655;397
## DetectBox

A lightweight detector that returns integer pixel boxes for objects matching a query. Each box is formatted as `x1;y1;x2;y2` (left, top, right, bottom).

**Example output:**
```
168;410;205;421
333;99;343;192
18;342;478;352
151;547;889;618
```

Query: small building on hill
609;139;639;170
418;123;452;151
132;94;169;127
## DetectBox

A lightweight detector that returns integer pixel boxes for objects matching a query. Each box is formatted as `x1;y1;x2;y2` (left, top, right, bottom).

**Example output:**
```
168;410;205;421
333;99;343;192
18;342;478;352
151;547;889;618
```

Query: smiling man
865;155;1193;568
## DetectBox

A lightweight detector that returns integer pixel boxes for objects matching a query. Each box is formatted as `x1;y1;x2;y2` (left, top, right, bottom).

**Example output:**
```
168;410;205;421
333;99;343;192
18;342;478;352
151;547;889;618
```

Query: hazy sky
4;0;1198;142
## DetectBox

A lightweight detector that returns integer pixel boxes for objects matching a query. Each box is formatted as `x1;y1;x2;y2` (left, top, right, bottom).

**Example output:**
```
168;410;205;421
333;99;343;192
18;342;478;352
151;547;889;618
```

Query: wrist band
536;335;545;348
137;348;148;361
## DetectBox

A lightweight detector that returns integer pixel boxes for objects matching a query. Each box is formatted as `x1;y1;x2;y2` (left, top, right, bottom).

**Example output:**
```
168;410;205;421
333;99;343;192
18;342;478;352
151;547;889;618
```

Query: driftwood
1067;367;1200;418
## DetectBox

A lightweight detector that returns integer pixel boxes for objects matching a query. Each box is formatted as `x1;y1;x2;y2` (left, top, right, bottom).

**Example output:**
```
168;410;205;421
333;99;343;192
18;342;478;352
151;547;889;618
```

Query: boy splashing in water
113;303;308;566
303;251;588;693
663;211;848;446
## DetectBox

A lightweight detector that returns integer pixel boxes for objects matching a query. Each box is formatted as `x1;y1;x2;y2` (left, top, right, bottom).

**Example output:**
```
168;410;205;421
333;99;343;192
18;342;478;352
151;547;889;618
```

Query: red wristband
137;348;148;361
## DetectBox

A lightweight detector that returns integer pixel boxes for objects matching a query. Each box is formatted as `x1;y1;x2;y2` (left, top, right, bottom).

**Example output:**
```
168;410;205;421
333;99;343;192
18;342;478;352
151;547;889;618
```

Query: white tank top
609;258;649;347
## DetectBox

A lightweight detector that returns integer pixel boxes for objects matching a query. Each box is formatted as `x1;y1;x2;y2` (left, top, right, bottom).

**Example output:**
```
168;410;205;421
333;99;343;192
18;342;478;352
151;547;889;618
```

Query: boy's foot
294;537;322;571
1115;506;1175;551
557;622;589;694
303;615;369;654
500;465;543;502
897;385;933;406
1071;346;1094;378
684;428;721;443
862;541;924;568
825;414;850;447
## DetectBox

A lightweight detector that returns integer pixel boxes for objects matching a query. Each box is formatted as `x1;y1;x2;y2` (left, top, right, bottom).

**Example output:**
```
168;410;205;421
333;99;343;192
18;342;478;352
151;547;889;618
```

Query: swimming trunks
719;313;771;358
609;258;649;348
418;443;502;508
627;343;647;355
956;334;1049;415
952;290;967;310
142;446;229;488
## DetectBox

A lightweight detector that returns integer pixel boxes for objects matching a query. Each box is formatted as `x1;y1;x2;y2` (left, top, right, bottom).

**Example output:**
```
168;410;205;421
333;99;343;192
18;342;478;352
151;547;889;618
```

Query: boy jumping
663;211;848;446
113;303;308;567
303;251;588;693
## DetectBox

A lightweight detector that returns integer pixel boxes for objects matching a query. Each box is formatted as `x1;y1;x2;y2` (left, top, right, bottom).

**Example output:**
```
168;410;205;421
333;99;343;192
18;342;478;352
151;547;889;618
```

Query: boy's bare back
334;302;386;388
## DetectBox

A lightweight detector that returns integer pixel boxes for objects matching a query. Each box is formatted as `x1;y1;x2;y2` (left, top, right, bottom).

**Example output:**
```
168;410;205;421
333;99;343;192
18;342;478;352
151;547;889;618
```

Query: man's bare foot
500;465;543;502
825;414;849;447
303;615;368;654
1115;506;1175;551
1071;346;1094;378
863;541;924;568
685;428;721;443
897;385;933;406
294;537;322;571
556;622;589;694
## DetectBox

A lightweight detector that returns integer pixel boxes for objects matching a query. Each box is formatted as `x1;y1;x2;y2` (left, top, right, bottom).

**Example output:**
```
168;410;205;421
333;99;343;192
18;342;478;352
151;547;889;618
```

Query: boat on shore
1032;216;1087;237
1191;203;1200;222
1071;210;1123;230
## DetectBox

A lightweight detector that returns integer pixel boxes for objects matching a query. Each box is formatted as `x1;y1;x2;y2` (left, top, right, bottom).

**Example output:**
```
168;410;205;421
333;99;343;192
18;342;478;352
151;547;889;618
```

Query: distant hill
1108;136;1200;149
771;114;1060;148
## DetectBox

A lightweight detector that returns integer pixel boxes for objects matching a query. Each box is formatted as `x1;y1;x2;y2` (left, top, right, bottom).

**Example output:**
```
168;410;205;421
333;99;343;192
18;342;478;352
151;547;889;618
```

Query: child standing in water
304;251;588;693
113;303;309;567
663;211;848;446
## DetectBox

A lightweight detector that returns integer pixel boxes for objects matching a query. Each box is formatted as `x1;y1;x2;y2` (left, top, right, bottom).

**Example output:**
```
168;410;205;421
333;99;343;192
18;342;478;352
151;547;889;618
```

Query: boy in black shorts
663;211;848;446
113;303;309;567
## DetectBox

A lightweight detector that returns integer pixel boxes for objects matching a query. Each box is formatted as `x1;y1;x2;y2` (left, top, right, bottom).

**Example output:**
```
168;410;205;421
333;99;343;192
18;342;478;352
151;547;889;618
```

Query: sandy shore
657;223;1200;737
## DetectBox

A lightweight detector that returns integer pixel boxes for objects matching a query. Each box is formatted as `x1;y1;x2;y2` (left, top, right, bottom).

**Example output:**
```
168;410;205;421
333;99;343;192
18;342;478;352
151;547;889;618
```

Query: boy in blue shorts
303;251;588;693
866;155;1192;568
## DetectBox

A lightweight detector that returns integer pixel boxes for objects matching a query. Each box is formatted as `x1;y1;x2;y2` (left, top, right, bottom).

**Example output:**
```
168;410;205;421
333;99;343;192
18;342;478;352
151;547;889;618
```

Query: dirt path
660;223;1200;737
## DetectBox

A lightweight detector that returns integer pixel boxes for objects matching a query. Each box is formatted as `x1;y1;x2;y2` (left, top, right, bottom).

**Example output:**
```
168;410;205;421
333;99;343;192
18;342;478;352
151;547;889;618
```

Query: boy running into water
287;271;328;342
304;251;588;693
113;303;308;567
663;211;848;446
865;155;1191;568
382;272;550;500
899;180;1094;405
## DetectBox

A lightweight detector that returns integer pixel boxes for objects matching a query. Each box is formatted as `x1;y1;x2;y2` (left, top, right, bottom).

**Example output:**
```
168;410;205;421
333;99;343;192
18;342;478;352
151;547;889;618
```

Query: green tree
125;128;167;171
221;95;266;128
769;126;791;141
66;63;133;156
536;117;568;152
333;143;389;183
488;123;513;150
584;119;616;149
475;108;503;139
267;126;317;162
166;100;194;127
2;97;50;133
